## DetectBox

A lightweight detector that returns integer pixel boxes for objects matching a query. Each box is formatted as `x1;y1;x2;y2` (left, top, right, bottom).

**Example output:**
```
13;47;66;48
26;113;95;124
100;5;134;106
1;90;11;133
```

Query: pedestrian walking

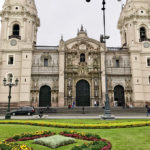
94;100;97;107
72;101;75;108
39;108;43;118
145;104;150;117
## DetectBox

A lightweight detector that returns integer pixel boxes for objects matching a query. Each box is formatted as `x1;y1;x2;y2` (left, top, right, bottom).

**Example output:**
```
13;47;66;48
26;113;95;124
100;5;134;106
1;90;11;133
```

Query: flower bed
0;120;150;129
0;141;33;150
5;130;55;142
3;130;111;150
60;130;101;141
71;141;108;150
60;131;112;150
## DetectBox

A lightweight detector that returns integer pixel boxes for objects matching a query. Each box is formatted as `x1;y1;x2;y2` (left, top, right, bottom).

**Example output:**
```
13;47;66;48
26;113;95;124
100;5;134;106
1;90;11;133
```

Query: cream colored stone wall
31;48;59;107
1;0;150;108
118;0;150;106
62;28;102;107
0;0;39;107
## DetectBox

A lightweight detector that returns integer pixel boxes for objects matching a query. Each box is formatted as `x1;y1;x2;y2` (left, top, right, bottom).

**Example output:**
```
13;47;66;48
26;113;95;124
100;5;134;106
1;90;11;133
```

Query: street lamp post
85;0;115;119
3;74;19;119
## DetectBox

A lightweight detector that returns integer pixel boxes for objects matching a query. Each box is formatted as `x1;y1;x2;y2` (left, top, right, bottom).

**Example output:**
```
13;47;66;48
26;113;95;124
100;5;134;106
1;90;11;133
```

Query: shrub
34;135;76;148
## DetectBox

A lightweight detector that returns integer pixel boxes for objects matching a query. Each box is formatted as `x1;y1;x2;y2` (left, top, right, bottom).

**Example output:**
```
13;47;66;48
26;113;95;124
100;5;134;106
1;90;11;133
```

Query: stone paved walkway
0;114;150;120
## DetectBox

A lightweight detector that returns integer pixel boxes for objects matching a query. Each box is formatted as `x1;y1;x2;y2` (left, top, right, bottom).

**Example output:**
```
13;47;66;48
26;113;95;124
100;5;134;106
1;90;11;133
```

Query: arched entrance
39;85;51;107
114;85;125;107
76;80;90;106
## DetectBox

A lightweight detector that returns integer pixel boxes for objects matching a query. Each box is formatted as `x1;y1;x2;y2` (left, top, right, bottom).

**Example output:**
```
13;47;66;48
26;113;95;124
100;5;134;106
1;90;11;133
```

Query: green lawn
0;119;150;150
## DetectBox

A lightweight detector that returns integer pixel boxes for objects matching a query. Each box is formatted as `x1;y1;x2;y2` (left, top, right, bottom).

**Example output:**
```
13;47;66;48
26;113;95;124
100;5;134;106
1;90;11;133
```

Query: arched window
13;24;20;36
140;27;146;41
80;53;85;62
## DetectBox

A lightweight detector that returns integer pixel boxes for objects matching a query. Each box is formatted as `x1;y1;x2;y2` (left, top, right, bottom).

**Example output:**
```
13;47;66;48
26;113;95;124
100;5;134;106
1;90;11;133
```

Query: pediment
65;38;100;52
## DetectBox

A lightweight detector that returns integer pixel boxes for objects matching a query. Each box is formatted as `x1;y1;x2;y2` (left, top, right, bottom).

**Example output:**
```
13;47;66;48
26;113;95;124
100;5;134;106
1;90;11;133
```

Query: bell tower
0;0;40;106
118;0;150;106
0;0;40;44
118;0;150;47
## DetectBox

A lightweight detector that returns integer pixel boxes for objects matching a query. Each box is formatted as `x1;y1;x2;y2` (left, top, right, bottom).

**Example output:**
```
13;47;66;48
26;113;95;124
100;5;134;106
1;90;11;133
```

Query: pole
101;0;115;119
5;84;12;119
8;85;12;112
85;0;115;119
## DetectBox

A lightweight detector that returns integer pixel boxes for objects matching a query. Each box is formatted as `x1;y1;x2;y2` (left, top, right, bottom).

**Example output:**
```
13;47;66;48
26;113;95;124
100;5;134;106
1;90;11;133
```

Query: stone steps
49;107;146;114
0;107;147;115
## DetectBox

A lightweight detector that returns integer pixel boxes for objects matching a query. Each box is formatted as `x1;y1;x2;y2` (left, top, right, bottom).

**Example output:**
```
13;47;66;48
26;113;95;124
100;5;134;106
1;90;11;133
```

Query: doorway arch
76;80;90;106
114;85;125;107
39;85;51;107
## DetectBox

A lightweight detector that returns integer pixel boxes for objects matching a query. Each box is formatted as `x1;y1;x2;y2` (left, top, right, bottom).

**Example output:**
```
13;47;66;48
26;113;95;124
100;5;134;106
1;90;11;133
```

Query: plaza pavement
0;113;150;120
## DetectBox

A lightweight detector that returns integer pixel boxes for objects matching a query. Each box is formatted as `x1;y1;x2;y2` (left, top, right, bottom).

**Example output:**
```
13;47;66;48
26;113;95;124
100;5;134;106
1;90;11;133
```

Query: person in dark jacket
145;104;150;117
39;108;43;118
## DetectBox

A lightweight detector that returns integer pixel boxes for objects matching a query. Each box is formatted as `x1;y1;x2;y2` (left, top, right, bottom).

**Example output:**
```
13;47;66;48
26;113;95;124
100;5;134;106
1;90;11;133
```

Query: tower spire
80;25;84;31
77;25;87;37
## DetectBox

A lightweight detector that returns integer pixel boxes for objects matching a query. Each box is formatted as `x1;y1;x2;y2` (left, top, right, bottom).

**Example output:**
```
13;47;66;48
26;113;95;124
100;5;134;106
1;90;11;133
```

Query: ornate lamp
3;75;19;119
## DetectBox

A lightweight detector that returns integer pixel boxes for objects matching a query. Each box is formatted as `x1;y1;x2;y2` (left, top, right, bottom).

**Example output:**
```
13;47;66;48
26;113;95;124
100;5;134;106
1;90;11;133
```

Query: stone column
72;76;75;103
58;40;65;107
91;76;94;106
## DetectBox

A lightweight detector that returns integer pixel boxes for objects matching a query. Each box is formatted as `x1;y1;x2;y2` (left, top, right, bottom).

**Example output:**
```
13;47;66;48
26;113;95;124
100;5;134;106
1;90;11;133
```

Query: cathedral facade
0;0;150;108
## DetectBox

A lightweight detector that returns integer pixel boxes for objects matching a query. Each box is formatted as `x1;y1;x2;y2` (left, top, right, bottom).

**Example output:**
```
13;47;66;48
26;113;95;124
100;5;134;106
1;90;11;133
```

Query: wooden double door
76;80;90;106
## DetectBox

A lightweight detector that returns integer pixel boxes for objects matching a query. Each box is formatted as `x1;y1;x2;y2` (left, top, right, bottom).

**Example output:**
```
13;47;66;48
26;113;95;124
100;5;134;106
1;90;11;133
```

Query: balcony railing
107;47;128;51
139;38;150;42
35;46;58;50
32;66;59;75
106;67;131;75
9;35;21;40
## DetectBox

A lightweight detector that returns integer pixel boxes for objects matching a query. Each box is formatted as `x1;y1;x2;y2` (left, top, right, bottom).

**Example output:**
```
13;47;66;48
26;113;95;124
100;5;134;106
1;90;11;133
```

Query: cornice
0;10;40;26
1;10;38;18
118;14;150;28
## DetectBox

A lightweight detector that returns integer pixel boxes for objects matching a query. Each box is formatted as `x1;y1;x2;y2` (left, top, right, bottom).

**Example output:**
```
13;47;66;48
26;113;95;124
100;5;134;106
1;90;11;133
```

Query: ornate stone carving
79;44;86;50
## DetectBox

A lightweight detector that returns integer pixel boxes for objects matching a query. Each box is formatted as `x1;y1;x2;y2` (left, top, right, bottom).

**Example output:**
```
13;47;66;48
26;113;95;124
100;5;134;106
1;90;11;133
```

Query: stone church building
0;0;150;108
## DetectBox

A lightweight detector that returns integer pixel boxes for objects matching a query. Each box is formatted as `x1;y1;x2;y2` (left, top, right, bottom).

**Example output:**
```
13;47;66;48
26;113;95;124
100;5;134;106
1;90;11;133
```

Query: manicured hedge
0;120;150;129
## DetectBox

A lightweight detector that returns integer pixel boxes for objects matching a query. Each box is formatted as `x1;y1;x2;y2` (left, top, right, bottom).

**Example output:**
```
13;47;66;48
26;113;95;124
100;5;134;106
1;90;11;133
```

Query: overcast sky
0;0;126;47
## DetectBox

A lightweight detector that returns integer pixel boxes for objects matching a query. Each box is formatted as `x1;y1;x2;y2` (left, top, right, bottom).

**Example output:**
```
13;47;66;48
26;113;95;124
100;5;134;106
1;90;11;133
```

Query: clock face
10;39;17;46
143;42;150;48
